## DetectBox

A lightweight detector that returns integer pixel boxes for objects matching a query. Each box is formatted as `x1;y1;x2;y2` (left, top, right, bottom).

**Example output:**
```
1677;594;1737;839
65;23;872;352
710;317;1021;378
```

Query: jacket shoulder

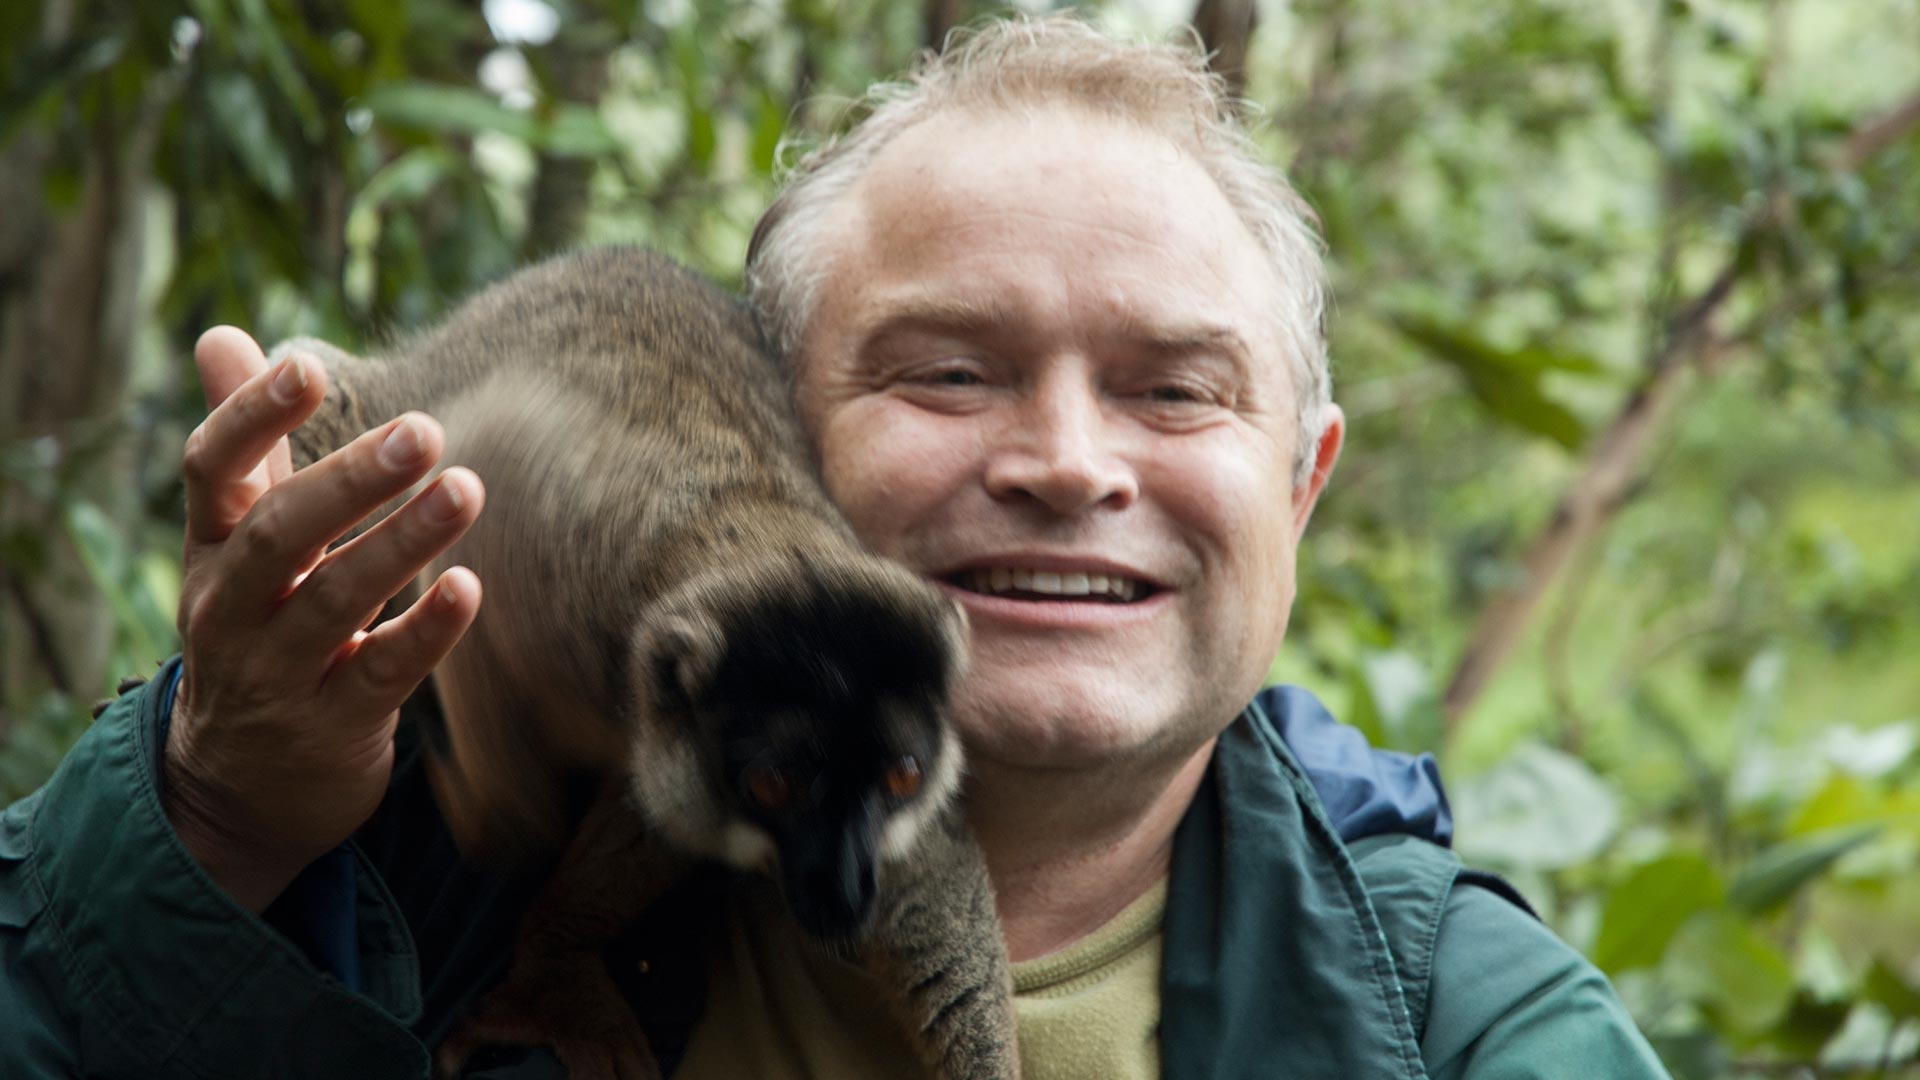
1427;884;1671;1077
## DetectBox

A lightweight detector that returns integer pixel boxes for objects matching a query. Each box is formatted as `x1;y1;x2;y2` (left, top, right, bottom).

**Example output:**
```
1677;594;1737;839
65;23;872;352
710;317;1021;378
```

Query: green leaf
751;87;785;176
1663;910;1795;1036
1863;960;1920;1021
233;0;323;139
207;72;294;201
1765;993;1854;1060
1348;648;1441;752
1591;852;1726;974
671;23;715;171
1728;825;1879;915
61;502;165;672
364;80;541;142
543;103;620;158
1391;314;1601;450
1451;743;1621;870
0;34;128;144
1391;314;1609;376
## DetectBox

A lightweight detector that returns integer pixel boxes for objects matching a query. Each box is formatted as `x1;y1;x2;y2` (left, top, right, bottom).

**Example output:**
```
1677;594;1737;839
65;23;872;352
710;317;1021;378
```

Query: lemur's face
715;685;959;940
631;561;967;941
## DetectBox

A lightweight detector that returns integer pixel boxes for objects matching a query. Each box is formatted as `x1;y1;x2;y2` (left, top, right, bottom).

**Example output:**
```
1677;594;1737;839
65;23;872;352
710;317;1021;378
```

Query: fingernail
379;416;426;470
436;574;462;609
271;357;308;404
424;475;465;521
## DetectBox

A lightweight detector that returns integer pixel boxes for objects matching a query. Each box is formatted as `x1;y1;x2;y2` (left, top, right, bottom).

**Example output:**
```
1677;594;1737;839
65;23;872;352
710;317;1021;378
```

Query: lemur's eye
885;756;923;799
744;765;794;811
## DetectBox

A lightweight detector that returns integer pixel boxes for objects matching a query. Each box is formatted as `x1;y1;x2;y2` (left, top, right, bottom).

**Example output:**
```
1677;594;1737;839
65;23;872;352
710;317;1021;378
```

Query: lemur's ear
636;612;725;708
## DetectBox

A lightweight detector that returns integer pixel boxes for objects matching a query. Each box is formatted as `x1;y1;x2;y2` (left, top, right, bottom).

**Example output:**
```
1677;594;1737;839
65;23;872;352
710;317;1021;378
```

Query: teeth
963;568;1142;601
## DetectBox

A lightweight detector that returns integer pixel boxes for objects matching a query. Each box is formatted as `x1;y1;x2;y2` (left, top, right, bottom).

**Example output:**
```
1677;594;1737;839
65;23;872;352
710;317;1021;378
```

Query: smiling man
1;15;1668;1080
781;103;1339;963
676;18;1667;1080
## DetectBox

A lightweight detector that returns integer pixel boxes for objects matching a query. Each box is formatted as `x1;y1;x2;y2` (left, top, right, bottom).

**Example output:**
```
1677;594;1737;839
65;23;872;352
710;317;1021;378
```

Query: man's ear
635;612;725;707
1292;403;1345;541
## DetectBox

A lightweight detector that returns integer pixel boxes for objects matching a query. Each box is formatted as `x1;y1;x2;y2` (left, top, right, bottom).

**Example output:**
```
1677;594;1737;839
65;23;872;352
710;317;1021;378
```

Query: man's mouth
948;567;1152;603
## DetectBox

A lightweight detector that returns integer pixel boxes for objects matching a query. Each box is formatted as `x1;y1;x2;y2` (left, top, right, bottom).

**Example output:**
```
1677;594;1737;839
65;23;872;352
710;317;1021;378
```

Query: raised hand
163;326;486;912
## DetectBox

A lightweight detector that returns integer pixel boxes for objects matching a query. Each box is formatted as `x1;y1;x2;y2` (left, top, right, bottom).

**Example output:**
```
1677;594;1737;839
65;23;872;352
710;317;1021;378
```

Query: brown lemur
278;248;1018;1080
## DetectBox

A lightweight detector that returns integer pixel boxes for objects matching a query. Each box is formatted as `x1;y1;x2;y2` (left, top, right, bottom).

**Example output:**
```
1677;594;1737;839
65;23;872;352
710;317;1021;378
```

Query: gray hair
745;15;1332;486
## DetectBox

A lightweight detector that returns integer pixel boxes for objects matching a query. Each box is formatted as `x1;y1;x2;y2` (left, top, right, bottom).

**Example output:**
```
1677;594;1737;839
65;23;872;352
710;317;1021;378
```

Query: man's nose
984;373;1138;514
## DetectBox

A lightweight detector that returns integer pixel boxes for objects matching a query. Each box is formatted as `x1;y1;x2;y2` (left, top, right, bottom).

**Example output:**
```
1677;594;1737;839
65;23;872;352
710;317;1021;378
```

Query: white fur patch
626;734;719;852
881;723;965;860
714;820;777;871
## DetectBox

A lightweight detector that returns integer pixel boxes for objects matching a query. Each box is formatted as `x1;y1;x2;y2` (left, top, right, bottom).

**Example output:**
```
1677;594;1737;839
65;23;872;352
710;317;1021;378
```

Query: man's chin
949;681;1200;774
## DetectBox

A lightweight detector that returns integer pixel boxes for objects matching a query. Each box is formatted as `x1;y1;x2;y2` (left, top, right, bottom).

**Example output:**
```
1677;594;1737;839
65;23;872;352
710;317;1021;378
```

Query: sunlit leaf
1452;743;1621;870
206;72;293;201
1821;722;1919;779
1348;648;1441;752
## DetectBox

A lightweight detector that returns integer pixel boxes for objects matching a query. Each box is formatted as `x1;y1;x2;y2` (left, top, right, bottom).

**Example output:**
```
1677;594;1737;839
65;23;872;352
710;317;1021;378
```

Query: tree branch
924;0;964;52
1438;87;1920;731
1441;258;1739;724
1838;89;1920;171
1192;0;1259;100
3;570;74;699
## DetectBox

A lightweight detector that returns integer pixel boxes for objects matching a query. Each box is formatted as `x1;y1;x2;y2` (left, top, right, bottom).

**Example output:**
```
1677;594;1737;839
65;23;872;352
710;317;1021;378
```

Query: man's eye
921;368;982;387
1146;385;1203;404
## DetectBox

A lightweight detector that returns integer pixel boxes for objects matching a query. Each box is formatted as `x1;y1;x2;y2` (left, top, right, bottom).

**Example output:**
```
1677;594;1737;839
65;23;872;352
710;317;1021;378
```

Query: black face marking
692;571;958;940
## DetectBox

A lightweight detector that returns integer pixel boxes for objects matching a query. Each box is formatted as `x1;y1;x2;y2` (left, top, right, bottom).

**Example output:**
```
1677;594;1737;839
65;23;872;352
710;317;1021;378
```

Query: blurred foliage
3;0;1919;1075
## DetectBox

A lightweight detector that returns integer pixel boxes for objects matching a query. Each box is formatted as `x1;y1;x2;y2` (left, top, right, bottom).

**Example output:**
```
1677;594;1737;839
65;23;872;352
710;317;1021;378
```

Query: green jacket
1;664;1667;1078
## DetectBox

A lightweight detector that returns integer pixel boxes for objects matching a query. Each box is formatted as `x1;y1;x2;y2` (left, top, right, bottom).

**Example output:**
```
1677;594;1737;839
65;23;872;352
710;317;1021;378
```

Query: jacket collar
1160;695;1428;1079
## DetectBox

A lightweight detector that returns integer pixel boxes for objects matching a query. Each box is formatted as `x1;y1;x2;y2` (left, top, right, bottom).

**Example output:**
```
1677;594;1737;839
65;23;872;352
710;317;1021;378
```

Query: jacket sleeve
1421;885;1671;1080
0;659;432;1080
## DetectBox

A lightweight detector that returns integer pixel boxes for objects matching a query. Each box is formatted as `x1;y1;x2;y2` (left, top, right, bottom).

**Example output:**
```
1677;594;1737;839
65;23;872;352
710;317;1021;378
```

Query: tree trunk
1192;0;1259;100
521;36;612;261
0;29;178;729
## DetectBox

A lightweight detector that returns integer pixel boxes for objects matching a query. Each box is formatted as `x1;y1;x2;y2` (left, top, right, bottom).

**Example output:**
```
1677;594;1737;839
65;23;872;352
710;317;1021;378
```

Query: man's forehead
846;285;1257;364
854;104;1216;214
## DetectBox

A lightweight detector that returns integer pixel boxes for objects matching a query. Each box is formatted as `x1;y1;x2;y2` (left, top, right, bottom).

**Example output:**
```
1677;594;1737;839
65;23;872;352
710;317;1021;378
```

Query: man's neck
965;738;1215;963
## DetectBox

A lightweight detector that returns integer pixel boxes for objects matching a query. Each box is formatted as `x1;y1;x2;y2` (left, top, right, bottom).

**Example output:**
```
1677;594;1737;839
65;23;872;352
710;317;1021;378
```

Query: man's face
794;107;1341;773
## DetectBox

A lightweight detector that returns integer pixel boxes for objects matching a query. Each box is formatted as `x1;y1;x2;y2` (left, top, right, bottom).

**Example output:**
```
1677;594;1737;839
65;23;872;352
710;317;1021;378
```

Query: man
1;16;1668;1079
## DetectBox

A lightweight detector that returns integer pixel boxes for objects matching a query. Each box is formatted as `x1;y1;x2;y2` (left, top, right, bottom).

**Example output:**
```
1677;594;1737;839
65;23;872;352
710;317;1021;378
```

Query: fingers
217;412;447;614
327;566;482;717
195;326;270;408
277;466;485;645
184;331;328;544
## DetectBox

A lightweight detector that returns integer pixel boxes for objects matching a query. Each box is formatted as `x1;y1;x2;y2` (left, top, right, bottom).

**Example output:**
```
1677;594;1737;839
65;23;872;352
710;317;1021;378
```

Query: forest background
3;0;1918;1075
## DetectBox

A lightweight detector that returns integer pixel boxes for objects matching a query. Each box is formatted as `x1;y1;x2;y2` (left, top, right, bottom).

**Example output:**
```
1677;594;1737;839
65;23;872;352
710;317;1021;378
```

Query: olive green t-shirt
673;878;1167;1079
